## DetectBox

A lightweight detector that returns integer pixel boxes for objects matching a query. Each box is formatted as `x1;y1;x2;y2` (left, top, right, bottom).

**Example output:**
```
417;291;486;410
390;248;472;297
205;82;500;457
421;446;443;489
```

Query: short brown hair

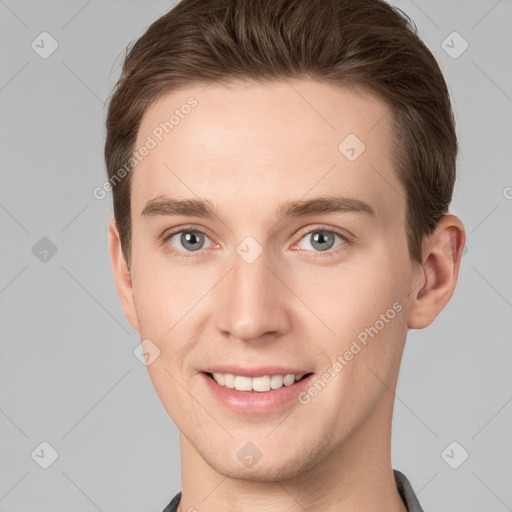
104;0;457;267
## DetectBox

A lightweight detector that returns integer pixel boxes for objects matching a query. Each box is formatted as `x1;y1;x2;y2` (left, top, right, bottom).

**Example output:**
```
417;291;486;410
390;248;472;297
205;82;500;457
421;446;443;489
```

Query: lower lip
201;372;314;413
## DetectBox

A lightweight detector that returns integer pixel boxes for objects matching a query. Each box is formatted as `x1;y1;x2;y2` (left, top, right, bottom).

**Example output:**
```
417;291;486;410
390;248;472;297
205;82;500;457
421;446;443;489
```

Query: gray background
1;0;511;510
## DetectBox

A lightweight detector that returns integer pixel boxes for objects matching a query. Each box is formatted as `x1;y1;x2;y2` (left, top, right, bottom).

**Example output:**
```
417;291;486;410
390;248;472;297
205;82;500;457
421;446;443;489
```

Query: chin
212;458;309;482
200;436;333;483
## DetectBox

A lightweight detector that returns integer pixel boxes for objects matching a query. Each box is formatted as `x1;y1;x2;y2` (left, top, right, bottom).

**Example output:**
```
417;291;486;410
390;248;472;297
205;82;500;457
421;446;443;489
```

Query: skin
109;79;465;511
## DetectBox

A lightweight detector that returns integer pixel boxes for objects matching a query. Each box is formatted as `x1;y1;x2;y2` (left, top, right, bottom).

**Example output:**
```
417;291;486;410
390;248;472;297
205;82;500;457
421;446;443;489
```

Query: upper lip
202;366;312;378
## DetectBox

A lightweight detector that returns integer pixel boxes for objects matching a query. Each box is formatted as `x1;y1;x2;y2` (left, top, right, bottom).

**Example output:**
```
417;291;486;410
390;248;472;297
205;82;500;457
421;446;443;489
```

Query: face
117;80;419;481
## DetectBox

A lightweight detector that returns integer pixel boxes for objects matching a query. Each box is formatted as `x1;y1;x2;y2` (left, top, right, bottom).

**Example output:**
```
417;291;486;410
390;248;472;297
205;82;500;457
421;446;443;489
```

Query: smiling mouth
204;371;314;393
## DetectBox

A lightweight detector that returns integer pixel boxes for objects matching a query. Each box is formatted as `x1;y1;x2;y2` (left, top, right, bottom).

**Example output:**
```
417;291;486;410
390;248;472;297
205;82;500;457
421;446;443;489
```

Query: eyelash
162;224;351;260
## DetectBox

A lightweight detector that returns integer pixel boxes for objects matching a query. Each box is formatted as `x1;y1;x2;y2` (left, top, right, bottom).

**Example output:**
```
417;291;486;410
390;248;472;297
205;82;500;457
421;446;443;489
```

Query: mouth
203;371;314;393
200;369;315;413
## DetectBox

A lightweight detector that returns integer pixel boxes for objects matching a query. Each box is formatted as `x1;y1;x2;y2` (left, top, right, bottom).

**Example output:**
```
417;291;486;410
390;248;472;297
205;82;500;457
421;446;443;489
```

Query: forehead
132;80;403;225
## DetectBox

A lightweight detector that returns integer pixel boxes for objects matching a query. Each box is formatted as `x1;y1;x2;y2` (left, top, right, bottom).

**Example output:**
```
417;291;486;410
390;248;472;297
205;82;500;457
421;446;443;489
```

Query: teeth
270;375;284;389
234;375;253;391
252;376;271;392
223;373;235;388
214;373;225;386
211;372;307;392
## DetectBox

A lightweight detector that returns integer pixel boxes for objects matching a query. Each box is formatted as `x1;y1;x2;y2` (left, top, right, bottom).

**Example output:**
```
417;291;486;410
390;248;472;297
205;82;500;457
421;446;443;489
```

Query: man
104;0;465;510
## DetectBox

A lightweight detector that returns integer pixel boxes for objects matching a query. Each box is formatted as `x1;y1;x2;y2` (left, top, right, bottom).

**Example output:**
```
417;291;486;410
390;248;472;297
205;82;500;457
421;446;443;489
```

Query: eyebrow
141;194;376;220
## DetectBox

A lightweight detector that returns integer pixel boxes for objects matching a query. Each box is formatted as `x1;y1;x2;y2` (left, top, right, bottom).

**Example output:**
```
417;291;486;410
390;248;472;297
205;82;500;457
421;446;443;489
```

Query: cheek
130;249;205;335
307;252;408;375
298;262;407;431
308;257;404;333
130;261;202;419
129;262;194;381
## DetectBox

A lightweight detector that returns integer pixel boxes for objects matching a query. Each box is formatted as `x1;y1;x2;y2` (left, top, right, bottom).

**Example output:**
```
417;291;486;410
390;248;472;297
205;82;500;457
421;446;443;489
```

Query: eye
163;225;350;259
293;227;348;254
166;229;214;253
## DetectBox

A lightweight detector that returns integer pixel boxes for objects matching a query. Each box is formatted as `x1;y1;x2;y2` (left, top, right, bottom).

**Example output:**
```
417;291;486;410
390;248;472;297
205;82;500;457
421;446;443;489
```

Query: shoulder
161;491;181;512
394;469;425;512
162;475;425;512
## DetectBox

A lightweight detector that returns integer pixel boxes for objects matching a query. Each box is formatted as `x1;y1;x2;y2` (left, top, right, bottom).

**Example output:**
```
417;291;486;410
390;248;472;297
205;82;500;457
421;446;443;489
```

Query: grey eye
168;231;211;252
298;230;345;252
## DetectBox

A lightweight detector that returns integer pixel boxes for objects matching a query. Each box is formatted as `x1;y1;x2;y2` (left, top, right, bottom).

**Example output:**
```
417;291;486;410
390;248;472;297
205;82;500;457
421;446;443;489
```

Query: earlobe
108;218;140;331
407;215;466;330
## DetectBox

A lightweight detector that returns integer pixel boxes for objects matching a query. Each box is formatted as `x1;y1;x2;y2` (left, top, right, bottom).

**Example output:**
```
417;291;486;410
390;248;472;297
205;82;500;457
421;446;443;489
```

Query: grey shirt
162;469;425;511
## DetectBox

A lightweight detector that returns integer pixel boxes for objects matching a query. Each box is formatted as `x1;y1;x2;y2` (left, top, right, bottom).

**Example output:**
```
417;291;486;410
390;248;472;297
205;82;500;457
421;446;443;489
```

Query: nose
214;247;292;343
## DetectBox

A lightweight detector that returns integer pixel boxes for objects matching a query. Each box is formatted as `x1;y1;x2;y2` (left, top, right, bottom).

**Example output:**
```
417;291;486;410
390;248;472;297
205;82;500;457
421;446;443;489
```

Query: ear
407;214;466;329
108;218;140;331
